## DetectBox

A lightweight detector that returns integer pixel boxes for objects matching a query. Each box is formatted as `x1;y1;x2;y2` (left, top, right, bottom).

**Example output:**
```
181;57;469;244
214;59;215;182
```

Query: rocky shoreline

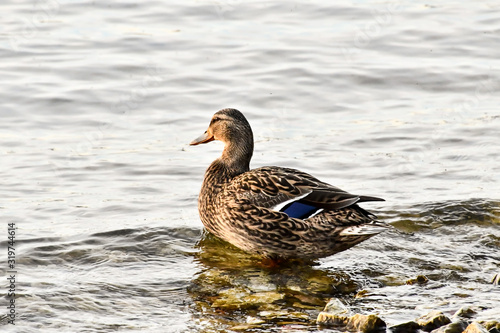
190;235;500;332
317;299;500;333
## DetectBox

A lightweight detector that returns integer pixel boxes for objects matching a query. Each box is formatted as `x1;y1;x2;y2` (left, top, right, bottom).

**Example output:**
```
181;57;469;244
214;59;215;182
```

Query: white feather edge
271;190;312;212
307;208;324;219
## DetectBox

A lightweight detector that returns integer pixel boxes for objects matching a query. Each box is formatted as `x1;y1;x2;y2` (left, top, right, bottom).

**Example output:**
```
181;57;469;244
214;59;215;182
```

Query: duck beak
190;131;215;145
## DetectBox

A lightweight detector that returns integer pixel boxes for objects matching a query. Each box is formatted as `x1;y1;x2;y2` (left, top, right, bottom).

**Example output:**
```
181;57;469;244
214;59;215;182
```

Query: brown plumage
191;108;388;259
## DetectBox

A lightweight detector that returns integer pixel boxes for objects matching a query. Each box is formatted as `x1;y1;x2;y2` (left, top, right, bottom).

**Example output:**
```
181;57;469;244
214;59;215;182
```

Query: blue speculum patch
281;201;319;219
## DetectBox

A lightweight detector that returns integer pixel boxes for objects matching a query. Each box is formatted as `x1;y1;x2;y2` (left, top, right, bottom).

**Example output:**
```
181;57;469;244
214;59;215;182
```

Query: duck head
191;108;254;173
190;108;253;147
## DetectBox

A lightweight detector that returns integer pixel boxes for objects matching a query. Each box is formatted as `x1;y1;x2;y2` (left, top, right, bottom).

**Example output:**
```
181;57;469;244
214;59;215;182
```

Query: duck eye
210;117;222;125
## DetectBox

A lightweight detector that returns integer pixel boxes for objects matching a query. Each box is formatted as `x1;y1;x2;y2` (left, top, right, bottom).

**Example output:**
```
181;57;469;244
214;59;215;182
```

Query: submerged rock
322;298;351;316
211;289;284;310
463;321;489;333
258;310;309;320
317;298;386;332
416;310;452;332
317;298;350;327
406;275;429;285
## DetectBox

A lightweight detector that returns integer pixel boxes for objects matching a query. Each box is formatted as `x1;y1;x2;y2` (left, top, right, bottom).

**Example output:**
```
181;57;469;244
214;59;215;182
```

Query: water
1;0;499;332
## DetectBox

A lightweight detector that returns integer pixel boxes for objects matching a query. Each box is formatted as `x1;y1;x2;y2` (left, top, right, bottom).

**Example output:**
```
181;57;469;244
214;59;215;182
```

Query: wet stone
406;275;429;285
292;301;319;310
430;320;468;333
210;288;283;310
258;310;309;321
464;322;489;333
290;291;325;307
317;299;386;333
453;306;478;319
481;321;500;332
322;298;351;316
243;291;283;305
316;298;352;328
347;314;386;333
317;311;349;327
355;289;369;298
389;321;420;333
416;310;452;332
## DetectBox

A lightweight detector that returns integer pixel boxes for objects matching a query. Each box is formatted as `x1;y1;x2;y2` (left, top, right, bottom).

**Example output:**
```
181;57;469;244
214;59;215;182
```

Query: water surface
1;0;499;332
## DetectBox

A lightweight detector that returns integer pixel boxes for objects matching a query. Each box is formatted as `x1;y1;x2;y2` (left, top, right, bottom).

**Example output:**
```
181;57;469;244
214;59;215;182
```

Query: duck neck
201;139;253;199
220;137;253;177
203;121;254;192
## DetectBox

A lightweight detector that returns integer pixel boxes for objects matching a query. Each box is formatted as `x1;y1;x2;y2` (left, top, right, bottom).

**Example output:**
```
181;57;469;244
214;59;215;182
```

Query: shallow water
1;0;499;332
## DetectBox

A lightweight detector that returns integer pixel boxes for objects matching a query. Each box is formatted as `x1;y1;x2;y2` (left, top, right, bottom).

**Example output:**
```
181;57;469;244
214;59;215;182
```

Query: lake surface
1;0;499;332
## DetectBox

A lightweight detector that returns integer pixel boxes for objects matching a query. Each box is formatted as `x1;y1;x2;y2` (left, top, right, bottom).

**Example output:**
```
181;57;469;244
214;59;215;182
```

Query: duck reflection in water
188;232;360;328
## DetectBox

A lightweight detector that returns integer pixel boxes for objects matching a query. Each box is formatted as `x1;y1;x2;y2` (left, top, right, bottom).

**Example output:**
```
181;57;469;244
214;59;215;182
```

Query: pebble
388;321;420;333
416;310;452;332
453;306;478;319
321;298;351;316
463;321;489;333
406;275;429;285
430;321;468;333
317;298;386;332
210;288;283;310
348;314;386;333
317;312;386;333
481;321;500;332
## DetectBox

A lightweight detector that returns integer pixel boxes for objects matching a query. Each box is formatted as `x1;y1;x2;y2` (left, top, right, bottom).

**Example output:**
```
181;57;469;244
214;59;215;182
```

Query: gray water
1;0;499;332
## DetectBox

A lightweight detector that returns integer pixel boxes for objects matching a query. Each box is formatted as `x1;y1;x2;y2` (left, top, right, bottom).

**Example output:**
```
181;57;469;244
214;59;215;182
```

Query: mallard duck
190;108;388;260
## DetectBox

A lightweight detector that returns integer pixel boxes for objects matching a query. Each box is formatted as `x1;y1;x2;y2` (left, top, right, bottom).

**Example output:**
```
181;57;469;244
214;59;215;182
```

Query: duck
190;108;388;260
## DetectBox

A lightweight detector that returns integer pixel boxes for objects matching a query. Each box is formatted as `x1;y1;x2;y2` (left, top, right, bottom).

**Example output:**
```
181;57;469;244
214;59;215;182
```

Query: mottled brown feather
192;108;388;259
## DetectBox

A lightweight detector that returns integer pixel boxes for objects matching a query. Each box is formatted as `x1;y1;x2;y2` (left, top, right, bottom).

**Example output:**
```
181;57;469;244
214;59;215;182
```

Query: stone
317;298;385;332
317;312;385;333
479;320;500;330
389;321;420;333
416;310;452;332
242;291;284;305
317;311;349;327
406;275;429;285
346;314;386;333
356;289;369;298
430;321;468;333
258;310;309;320
463;322;489;333
322;298;351;316
480;321;500;332
316;298;351;327
453;306;478;319
210;288;283;310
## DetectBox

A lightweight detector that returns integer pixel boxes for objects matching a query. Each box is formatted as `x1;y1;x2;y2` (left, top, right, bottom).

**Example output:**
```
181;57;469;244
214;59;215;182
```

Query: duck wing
226;166;384;220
